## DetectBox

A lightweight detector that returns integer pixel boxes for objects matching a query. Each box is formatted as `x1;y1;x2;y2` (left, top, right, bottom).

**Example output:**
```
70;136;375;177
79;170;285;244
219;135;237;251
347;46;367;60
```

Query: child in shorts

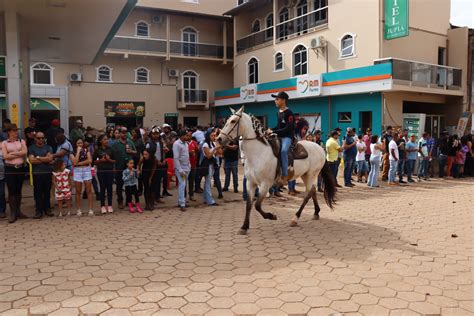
122;159;143;213
52;159;72;216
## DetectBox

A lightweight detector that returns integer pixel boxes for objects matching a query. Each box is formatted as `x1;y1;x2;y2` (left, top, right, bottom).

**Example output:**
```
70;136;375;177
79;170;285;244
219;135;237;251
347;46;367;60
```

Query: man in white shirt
388;133;400;185
192;126;205;145
173;130;191;212
356;135;369;182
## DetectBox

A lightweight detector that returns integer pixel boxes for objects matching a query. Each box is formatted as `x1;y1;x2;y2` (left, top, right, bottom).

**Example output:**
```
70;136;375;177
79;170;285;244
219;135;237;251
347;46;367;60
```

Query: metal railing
237;27;273;53
178;89;209;108
170;41;228;59
276;6;328;41
375;58;462;89
107;36;167;53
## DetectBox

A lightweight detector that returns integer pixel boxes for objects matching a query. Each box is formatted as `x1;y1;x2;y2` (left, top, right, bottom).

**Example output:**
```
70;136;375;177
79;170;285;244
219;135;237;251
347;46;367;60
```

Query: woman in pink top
1;123;28;223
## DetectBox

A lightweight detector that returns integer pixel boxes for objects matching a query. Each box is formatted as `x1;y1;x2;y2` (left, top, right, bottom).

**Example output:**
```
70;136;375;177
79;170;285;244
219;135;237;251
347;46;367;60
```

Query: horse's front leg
255;183;277;221
291;185;316;227
239;179;255;235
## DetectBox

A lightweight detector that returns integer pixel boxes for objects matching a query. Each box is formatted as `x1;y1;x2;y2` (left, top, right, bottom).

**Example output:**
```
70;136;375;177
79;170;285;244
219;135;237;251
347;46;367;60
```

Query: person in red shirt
187;133;199;201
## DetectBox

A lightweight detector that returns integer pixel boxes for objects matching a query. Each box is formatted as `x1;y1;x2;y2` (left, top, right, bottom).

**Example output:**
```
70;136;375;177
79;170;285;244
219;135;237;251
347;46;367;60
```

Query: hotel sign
384;0;409;40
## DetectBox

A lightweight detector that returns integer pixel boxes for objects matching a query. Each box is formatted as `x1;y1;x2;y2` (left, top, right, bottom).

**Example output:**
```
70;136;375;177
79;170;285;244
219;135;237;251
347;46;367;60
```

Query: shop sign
164;113;178;117
10;103;19;126
296;74;321;97
0;57;5;77
105;101;145;117
30;98;60;110
384;0;409;40
240;84;257;103
455;112;471;136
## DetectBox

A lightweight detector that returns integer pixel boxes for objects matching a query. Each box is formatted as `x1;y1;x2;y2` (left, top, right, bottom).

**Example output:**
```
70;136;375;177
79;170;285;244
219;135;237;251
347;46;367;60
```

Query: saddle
267;135;309;180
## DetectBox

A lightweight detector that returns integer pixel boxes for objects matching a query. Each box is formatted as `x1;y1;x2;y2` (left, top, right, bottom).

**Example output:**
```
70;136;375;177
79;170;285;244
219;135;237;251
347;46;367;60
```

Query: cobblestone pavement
0;177;473;315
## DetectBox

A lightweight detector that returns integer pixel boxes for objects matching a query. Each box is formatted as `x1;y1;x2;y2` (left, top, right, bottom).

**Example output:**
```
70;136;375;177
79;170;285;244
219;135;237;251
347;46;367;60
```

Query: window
314;0;327;22
136;21;150;37
278;7;290;40
182;70;199;102
340;33;355;58
293;45;308;76
265;13;274;39
251;19;261;33
135;67;150;83
274;52;284;71
182;27;198;56
248;57;259;84
96;65;112;82
338;112;352;123
31;63;53;85
296;0;308;35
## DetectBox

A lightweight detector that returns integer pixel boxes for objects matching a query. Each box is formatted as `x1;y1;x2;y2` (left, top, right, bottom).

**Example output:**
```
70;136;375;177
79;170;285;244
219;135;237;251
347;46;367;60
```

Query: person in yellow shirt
326;130;343;187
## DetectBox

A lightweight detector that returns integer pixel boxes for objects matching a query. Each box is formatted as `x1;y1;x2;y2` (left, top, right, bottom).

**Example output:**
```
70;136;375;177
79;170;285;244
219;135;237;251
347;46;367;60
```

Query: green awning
30;98;60;110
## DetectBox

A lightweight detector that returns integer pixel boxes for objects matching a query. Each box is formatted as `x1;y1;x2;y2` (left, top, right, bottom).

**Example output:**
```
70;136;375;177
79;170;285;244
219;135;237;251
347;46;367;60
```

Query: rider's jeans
281;137;292;177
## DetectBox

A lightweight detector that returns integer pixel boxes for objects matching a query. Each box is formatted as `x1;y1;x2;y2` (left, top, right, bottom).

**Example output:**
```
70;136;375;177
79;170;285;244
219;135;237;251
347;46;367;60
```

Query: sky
450;0;474;27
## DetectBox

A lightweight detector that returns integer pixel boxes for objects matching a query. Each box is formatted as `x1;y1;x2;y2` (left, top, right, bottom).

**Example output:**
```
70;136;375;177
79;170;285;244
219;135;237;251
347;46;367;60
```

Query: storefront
215;64;389;136
30;98;60;131
105;101;145;129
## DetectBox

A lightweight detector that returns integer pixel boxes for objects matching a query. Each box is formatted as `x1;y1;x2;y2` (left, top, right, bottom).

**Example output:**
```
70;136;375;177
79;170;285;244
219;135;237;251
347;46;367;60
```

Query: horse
217;106;336;235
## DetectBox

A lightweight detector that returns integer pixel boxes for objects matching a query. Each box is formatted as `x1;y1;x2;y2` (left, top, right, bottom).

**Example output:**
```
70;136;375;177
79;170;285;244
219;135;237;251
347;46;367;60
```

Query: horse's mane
250;115;268;145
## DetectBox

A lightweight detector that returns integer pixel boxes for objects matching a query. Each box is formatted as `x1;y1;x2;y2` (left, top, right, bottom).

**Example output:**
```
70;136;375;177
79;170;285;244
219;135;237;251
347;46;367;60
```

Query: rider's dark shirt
273;109;295;139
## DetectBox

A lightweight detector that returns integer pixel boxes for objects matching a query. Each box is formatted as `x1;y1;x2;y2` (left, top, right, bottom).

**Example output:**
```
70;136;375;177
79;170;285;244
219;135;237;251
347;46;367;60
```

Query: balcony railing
235;6;328;53
375;58;462;90
178;89;209;109
107;36;167;53
170;41;231;59
107;36;233;60
237;27;273;53
276;6;328;41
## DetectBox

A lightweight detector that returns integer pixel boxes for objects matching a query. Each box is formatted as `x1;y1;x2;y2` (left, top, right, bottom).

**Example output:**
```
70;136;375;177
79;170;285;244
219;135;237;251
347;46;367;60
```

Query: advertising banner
296;74;321;98
239;84;257;103
384;0;409;40
105;101;145;117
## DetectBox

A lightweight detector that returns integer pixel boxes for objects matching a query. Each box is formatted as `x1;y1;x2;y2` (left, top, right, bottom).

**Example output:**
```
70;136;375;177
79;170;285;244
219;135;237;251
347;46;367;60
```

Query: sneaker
222;188;229;192
107;206;114;213
58;212;63;217
135;203;143;213
128;203;135;213
88;210;94;216
399;180;407;184
234;189;239;193
76;209;82;217
101;206;107;214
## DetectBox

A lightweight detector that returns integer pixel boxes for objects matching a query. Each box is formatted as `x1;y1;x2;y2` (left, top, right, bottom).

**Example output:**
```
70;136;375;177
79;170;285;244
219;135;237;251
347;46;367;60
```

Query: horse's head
217;106;245;146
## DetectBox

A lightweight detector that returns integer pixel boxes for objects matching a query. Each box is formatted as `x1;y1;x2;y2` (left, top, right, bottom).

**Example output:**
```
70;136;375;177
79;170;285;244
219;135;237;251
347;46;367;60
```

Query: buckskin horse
217;106;336;235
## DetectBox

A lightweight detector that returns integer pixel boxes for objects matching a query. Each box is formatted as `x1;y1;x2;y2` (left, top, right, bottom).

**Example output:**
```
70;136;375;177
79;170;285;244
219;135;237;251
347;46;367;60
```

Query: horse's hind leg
255;183;277;221
312;187;321;220
290;185;315;227
239;179;256;235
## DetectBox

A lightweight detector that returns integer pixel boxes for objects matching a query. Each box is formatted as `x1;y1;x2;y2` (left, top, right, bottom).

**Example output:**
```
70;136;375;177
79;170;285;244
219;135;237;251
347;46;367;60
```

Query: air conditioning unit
311;36;327;49
168;69;179;78
69;73;82;82
152;15;163;24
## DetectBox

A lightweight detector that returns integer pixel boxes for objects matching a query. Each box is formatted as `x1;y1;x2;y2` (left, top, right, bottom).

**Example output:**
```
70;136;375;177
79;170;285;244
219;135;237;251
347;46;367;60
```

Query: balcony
237;27;273;53
276;6;328;42
235;6;328;54
178;89;209;109
106;36;233;60
107;36;167;54
170;41;232;60
375;58;462;90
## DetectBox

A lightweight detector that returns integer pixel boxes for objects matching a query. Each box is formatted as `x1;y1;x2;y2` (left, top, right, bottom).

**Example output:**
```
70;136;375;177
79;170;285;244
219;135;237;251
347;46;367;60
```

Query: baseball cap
151;125;161;134
270;91;289;100
162;123;171;129
76;119;83;124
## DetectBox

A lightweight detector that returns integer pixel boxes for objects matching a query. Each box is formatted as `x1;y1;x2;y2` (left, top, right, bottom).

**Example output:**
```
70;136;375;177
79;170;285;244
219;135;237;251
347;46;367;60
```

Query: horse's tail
320;161;336;209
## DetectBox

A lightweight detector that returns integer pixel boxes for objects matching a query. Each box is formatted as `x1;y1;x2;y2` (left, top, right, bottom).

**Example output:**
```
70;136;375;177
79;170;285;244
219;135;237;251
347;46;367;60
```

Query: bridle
219;112;258;143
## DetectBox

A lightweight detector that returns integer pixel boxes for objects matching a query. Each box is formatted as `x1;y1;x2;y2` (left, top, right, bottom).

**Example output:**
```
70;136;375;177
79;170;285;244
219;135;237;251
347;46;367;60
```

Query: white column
273;0;277;46
5;7;24;131
166;14;170;61
223;21;227;65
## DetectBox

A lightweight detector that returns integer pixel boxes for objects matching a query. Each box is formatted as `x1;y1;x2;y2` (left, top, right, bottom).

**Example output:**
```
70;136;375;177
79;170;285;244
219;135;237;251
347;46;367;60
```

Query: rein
220;113;259;143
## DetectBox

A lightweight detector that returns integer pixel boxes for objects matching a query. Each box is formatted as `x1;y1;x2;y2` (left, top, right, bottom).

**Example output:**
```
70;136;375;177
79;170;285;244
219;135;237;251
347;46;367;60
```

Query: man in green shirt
69;120;85;145
112;127;137;209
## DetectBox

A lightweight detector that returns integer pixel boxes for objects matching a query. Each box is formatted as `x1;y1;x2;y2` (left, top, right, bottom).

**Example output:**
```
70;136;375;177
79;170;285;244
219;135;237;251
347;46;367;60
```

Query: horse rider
267;91;296;183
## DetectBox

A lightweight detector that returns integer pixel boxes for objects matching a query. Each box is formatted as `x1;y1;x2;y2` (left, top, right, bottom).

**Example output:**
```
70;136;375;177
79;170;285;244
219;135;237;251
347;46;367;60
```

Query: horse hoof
313;214;320;220
267;213;277;220
290;220;298;227
238;229;248;235
271;214;277;220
